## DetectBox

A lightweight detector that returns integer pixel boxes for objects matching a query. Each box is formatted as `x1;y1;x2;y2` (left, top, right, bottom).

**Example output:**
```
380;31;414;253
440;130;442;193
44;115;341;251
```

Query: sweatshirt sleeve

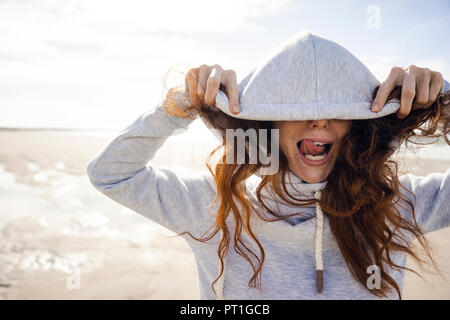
399;168;450;234
86;90;217;235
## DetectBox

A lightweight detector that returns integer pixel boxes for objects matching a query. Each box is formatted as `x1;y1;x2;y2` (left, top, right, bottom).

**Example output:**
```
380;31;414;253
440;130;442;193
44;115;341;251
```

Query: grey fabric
214;30;450;120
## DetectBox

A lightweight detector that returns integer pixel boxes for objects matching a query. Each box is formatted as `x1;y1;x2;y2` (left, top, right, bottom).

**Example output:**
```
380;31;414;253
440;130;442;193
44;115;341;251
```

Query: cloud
411;58;450;79
0;0;295;59
42;40;104;53
0;0;298;128
359;55;450;83
412;14;450;31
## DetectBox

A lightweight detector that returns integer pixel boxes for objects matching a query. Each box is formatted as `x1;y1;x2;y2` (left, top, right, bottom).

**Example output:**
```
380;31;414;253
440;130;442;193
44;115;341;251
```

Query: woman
87;31;450;299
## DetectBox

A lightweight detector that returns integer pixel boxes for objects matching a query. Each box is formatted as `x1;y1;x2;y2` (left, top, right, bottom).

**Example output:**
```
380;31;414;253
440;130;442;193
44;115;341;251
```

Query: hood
214;29;400;120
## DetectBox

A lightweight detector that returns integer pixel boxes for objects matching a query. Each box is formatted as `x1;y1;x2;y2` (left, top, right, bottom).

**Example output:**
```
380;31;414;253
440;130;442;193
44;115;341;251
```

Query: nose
309;119;329;129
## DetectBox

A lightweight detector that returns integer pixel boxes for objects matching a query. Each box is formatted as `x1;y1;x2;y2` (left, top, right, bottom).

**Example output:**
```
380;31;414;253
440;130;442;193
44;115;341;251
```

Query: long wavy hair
161;68;450;299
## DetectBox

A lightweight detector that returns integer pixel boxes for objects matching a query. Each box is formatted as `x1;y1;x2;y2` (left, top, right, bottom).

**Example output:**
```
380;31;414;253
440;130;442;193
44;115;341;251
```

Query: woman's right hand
185;64;241;115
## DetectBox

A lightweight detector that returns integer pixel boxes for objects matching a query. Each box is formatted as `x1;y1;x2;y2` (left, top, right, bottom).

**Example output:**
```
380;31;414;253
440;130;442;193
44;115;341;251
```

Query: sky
1;0;450;132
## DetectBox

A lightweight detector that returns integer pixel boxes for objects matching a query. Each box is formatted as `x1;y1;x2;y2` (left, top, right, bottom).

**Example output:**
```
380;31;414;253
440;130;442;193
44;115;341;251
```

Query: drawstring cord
314;190;324;294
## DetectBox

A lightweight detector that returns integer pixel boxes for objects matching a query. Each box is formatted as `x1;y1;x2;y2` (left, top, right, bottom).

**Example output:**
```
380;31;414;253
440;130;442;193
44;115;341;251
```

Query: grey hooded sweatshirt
87;30;450;300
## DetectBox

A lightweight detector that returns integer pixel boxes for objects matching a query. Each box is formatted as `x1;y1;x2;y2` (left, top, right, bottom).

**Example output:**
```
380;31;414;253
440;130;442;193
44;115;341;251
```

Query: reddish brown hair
162;70;450;299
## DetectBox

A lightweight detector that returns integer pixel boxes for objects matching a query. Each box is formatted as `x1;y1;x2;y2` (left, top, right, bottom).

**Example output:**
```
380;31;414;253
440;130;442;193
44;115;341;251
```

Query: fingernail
371;104;379;112
232;104;239;113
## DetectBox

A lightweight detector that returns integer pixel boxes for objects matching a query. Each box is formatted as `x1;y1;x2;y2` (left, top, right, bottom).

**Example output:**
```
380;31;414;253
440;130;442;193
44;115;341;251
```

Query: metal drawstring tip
316;270;323;293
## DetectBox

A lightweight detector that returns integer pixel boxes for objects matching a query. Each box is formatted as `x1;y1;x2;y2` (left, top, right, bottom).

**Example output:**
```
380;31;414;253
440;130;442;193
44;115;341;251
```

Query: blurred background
0;0;449;299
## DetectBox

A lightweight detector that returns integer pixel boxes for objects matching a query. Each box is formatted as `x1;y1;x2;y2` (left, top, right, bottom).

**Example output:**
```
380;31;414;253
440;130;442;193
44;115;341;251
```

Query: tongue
300;139;325;156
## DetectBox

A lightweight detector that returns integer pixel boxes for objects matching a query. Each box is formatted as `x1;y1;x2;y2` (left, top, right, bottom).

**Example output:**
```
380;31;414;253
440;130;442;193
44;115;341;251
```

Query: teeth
313;141;326;146
304;154;326;161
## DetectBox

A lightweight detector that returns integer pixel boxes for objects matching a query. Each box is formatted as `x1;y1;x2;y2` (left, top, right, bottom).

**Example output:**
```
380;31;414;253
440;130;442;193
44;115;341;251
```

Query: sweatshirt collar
249;169;326;201
283;169;327;197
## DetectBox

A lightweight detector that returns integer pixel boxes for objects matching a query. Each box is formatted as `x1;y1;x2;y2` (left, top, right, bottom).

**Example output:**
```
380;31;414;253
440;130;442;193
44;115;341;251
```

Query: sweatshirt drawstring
314;190;324;294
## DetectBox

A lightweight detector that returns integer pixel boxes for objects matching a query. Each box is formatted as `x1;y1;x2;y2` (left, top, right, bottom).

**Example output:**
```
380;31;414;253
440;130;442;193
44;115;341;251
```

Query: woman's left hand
371;65;445;118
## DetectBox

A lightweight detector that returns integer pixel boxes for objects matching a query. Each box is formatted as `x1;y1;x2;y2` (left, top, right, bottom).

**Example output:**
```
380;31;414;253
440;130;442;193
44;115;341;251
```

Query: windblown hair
162;68;450;299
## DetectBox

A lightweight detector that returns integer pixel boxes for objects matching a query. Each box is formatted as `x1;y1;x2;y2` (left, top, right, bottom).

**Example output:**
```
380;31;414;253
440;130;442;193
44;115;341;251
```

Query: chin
287;149;335;183
294;168;330;183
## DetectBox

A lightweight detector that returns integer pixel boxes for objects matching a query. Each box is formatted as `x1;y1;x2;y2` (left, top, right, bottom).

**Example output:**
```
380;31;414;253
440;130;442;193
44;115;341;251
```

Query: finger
371;67;402;112
185;68;202;109
427;72;445;108
223;70;240;114
412;69;430;109
398;70;416;119
204;65;223;106
197;64;210;102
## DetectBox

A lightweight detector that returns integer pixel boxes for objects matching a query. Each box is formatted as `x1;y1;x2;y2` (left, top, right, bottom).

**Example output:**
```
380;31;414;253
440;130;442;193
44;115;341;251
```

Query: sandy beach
0;128;449;299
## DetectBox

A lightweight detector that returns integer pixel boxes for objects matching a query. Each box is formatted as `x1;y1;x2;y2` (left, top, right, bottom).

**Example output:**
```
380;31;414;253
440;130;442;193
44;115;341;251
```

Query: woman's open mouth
296;138;334;166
